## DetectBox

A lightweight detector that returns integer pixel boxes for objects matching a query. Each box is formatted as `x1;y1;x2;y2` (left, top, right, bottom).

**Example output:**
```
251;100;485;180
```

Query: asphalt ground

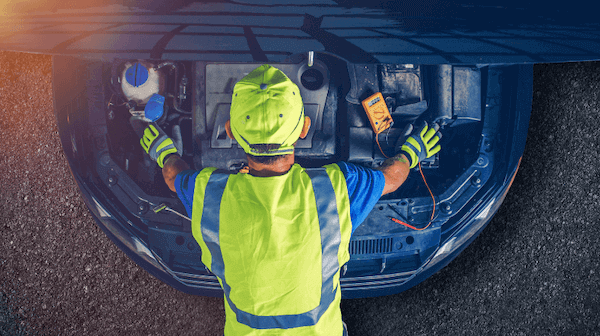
0;51;599;335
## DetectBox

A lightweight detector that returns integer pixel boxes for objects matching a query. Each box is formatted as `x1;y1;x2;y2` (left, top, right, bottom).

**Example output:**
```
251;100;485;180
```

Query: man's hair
247;144;290;165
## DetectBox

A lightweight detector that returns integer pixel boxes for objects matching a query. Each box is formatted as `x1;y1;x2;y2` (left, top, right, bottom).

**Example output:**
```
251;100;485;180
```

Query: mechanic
139;64;442;336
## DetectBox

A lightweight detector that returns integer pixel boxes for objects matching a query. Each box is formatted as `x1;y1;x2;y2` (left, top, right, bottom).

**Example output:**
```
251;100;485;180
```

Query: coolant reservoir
121;62;162;104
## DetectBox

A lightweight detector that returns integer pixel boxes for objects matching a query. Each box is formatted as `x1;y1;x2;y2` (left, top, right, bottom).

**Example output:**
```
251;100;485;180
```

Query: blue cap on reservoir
125;63;149;87
144;94;165;122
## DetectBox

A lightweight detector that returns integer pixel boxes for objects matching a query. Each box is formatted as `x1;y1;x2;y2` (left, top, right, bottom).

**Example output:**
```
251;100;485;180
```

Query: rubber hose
169;93;192;114
172;124;183;156
155;62;192;114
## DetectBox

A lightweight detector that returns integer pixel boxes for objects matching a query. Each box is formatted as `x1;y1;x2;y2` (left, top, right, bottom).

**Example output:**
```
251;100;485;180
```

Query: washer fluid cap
125;62;149;87
144;94;165;122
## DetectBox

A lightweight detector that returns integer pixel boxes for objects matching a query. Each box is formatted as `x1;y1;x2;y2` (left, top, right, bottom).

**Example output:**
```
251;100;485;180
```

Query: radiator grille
349;238;393;255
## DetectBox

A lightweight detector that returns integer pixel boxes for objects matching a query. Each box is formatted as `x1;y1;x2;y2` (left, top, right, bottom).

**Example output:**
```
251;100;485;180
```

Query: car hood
1;0;600;64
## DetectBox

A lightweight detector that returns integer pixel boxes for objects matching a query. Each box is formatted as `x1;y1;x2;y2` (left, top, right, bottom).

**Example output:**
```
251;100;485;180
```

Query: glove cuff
400;148;417;169
150;135;178;168
157;146;178;168
161;153;181;168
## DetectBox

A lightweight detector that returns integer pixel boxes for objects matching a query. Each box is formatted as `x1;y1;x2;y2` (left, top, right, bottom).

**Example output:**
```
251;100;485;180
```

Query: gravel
1;52;599;335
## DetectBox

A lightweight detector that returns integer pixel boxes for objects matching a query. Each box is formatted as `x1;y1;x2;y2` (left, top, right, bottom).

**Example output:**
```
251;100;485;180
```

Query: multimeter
361;92;392;134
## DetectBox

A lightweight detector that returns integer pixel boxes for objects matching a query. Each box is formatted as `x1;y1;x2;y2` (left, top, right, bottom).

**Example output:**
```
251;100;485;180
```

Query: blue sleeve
174;170;200;218
174;164;385;235
337;162;385;236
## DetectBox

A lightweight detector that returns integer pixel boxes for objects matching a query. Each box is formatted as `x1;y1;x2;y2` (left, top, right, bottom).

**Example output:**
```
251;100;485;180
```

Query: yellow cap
229;64;304;156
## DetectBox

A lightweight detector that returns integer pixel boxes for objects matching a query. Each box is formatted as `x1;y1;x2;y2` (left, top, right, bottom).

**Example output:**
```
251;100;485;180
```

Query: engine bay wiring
373;112;437;231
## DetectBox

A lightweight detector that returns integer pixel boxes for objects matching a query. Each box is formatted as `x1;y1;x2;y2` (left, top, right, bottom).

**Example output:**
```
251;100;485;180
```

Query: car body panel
1;1;599;64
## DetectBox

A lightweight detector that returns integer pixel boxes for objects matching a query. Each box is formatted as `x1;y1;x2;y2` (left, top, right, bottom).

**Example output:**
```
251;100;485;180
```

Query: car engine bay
73;52;518;282
104;53;484;202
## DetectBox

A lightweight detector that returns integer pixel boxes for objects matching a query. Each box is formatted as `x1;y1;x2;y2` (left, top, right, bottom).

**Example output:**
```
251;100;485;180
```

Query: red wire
387;163;435;231
375;118;393;159
375;133;390;159
376;130;436;230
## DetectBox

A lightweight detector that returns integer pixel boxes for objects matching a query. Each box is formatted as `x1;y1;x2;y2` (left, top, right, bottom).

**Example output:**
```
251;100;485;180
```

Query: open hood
2;0;600;64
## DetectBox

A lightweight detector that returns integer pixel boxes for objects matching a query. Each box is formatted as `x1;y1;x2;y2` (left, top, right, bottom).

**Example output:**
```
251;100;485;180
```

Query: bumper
341;158;521;297
76;146;524;299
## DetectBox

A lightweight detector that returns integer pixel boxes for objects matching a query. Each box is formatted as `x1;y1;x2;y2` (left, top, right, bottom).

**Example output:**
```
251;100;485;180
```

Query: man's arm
138;123;191;193
162;154;190;192
377;121;443;196
376;154;411;196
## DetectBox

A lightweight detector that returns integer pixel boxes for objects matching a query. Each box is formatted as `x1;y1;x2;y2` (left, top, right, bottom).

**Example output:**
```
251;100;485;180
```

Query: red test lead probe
387;162;437;231
362;93;437;231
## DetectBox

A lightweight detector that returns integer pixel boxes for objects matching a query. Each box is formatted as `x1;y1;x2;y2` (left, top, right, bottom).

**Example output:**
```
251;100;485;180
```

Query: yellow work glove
139;123;179;168
398;121;442;169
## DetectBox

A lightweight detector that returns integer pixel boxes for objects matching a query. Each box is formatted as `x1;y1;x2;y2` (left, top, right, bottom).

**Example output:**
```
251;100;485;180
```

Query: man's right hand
398;121;442;169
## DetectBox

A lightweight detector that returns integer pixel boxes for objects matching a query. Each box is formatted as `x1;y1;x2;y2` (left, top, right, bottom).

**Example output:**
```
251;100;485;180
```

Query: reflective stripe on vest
201;168;341;330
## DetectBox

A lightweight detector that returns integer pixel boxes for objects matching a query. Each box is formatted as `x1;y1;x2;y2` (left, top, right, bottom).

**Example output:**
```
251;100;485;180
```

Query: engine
104;55;484;200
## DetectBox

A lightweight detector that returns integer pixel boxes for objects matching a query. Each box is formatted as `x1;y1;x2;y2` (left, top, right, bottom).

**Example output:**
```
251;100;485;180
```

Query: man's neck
247;155;295;177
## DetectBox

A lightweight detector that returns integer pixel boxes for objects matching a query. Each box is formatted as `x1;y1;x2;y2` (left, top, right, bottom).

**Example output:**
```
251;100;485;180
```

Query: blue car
3;0;598;298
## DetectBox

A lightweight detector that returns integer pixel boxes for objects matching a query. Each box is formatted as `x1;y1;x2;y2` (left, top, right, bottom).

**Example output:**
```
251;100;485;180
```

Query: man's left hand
140;123;179;168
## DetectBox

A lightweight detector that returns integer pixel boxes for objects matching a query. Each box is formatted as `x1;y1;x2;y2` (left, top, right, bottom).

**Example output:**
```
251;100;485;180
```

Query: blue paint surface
125;62;148;87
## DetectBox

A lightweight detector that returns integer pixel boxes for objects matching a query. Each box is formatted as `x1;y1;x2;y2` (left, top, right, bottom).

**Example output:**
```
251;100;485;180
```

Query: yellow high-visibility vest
191;163;352;335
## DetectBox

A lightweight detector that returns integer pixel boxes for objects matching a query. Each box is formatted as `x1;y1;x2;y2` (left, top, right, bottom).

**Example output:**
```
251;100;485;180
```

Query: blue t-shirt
174;162;385;235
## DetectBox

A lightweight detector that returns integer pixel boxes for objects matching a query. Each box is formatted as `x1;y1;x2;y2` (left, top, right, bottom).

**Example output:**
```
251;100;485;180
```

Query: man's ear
299;116;311;139
225;120;235;140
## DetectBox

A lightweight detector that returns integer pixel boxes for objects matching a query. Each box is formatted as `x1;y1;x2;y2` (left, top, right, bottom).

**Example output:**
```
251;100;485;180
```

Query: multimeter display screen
368;96;380;107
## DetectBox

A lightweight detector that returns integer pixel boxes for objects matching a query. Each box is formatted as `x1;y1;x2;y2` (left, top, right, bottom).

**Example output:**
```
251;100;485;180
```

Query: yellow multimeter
361;92;392;134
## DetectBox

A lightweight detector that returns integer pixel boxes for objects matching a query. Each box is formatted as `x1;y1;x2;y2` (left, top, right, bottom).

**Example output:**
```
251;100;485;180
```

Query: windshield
2;0;599;63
